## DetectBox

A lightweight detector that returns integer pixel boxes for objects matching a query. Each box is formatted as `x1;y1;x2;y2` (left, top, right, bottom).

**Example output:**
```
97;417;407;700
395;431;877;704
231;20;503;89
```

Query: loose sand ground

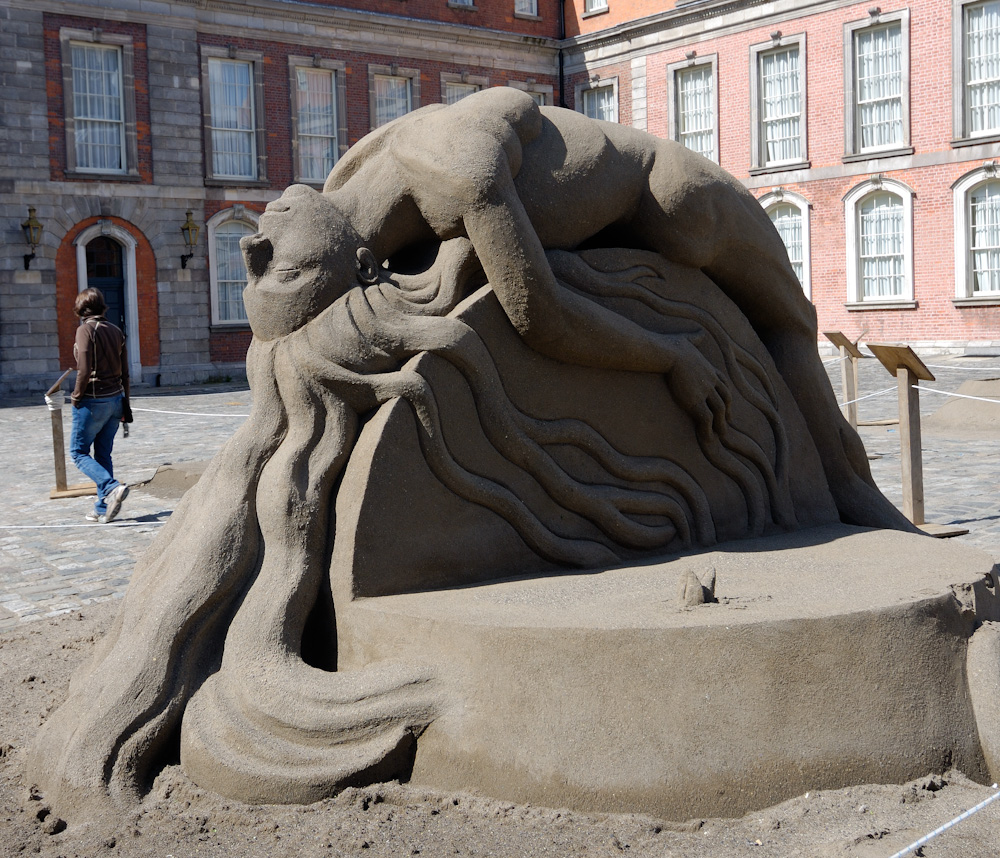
3;603;999;857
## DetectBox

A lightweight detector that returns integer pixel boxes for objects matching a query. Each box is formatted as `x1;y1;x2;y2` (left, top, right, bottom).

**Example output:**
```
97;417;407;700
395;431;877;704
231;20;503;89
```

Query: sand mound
925;379;1000;437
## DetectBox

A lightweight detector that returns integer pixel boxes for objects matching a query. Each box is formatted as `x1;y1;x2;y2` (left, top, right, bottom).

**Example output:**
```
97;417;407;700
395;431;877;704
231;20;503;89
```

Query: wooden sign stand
866;343;967;538
45;369;97;499
823;331;864;428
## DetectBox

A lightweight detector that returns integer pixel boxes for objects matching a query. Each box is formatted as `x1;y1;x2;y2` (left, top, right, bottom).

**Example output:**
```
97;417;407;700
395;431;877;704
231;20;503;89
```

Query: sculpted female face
241;184;375;341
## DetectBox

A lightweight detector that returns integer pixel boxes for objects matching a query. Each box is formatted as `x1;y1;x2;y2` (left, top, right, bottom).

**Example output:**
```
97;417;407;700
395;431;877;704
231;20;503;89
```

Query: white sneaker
103;484;129;523
85;510;109;524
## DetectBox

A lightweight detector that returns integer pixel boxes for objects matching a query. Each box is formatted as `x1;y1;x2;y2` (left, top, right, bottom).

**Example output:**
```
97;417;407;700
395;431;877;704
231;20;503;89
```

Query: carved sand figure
29;89;911;821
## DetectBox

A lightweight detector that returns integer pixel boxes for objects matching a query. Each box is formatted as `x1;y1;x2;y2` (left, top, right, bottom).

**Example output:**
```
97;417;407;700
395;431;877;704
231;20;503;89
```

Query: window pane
296;68;337;182
583;86;616;122
768;203;804;285
760;47;801;164
855;24;903;150
970;181;1000;293
374;75;411;127
677;66;715;160
967;1;1000;135
528;90;546;106
215;221;253;322
585;0;608;11
515;0;538;13
71;43;124;171
444;82;479;105
859;193;904;298
208;59;256;178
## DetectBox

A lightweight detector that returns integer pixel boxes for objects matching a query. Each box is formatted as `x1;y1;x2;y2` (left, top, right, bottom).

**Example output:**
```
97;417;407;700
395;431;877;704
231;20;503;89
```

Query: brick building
2;0;997;395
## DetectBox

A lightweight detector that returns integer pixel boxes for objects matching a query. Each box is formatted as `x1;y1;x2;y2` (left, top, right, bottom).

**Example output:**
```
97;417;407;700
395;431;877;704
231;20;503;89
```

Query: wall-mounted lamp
180;210;200;269
21;207;42;270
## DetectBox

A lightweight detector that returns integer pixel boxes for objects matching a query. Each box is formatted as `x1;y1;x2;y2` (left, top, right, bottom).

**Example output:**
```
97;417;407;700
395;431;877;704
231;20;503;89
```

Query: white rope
840;386;896;407
915;386;1000;404
922;363;1000;371
886;784;1000;858
823;355;850;365
0;522;165;530
131;406;249;418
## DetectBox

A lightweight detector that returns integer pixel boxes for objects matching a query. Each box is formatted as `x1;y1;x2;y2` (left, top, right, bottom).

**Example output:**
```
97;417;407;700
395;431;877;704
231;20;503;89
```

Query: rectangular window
208;59;256;179
768;204;804;285
295;68;337;183
966;1;1000;136
374;75;411;127
859;193;905;298
444;82;480;104
515;0;538;14
71;43;126;172
970;181;1000;293
214;221;252;323
584;0;608;12
845;12;909;157
855;24;902;150
582;85;616;122
529;90;546;106
759;47;801;164
677;65;715;160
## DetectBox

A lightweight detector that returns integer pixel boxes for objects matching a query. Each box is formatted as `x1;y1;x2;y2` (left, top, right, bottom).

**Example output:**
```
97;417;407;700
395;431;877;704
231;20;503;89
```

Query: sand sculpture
29;89;1000;823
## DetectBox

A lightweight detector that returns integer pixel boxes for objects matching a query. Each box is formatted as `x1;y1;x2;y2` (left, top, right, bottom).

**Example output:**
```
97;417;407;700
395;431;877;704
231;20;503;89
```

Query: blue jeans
70;395;124;515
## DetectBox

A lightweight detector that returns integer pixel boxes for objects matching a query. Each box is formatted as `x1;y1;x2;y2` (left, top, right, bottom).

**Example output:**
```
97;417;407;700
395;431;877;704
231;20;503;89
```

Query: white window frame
59;27;139;178
953;0;1000;142
844;177;915;307
844;10;911;160
200;46;268;185
514;0;539;18
368;64;421;130
440;72;488;105
584;0;609;14
667;55;719;164
749;35;808;172
507;79;553;105
207;206;259;327
953;166;1000;303
575;77;618;123
289;56;347;186
758;190;812;300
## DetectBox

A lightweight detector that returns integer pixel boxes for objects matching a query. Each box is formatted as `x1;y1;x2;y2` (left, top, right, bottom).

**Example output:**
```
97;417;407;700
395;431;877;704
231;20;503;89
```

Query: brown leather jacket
71;316;130;406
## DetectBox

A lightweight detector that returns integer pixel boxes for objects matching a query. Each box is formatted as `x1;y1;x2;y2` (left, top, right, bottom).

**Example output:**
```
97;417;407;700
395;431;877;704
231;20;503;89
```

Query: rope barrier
823;355;850;365
886;784;1000;858
921;363;1000;371
131;406;250;418
0;522;166;530
840;386;896;408
915;386;1000;405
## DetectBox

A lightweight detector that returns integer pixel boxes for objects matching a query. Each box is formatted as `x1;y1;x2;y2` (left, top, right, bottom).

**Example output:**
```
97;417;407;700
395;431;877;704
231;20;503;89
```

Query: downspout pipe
558;0;567;107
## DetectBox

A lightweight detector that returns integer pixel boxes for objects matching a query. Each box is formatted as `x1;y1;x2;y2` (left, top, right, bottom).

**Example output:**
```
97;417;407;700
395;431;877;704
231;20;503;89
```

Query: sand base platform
337;525;1000;821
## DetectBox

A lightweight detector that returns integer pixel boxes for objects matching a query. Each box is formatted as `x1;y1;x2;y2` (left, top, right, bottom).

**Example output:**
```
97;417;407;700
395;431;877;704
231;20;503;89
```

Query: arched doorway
74;222;142;381
86;237;127;334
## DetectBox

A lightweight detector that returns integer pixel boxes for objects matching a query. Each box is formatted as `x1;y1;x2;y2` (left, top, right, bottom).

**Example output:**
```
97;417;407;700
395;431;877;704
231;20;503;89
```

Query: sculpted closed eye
275;267;301;282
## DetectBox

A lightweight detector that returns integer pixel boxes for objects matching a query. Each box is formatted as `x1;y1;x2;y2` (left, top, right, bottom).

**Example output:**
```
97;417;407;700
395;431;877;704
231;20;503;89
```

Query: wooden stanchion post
823;331;864;428
866;343;967;537
45;369;97;499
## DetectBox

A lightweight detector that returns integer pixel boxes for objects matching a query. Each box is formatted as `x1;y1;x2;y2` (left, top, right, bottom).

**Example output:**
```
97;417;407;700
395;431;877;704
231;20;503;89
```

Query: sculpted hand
665;335;732;439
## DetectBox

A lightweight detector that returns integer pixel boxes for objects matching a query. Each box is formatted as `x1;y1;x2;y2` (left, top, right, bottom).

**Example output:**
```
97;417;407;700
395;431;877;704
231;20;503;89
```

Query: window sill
846;300;917;311
842;146;914;164
953;295;1000;307
748;160;811;177
582;7;610;18
513;11;542;20
204;177;270;189
210;323;252;334
64;170;142;183
951;133;1000;148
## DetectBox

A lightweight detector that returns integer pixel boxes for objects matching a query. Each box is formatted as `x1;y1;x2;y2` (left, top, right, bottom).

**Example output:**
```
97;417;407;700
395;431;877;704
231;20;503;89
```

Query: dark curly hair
74;287;107;319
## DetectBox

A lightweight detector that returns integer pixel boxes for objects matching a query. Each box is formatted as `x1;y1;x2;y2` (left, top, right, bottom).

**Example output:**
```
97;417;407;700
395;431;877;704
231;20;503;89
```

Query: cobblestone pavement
0;354;998;631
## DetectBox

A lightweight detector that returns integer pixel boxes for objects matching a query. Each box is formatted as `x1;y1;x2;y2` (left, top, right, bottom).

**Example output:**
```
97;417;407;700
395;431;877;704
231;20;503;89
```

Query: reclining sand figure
245;86;910;531
30;89;912;824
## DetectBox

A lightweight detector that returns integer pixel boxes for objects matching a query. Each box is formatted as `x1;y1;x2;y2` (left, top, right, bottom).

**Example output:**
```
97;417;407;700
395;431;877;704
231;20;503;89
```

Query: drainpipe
558;0;567;107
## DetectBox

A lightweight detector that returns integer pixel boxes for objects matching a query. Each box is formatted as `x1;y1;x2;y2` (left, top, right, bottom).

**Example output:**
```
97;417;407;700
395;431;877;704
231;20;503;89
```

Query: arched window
758;190;811;299
207;207;259;325
843;178;914;306
954;168;1000;302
